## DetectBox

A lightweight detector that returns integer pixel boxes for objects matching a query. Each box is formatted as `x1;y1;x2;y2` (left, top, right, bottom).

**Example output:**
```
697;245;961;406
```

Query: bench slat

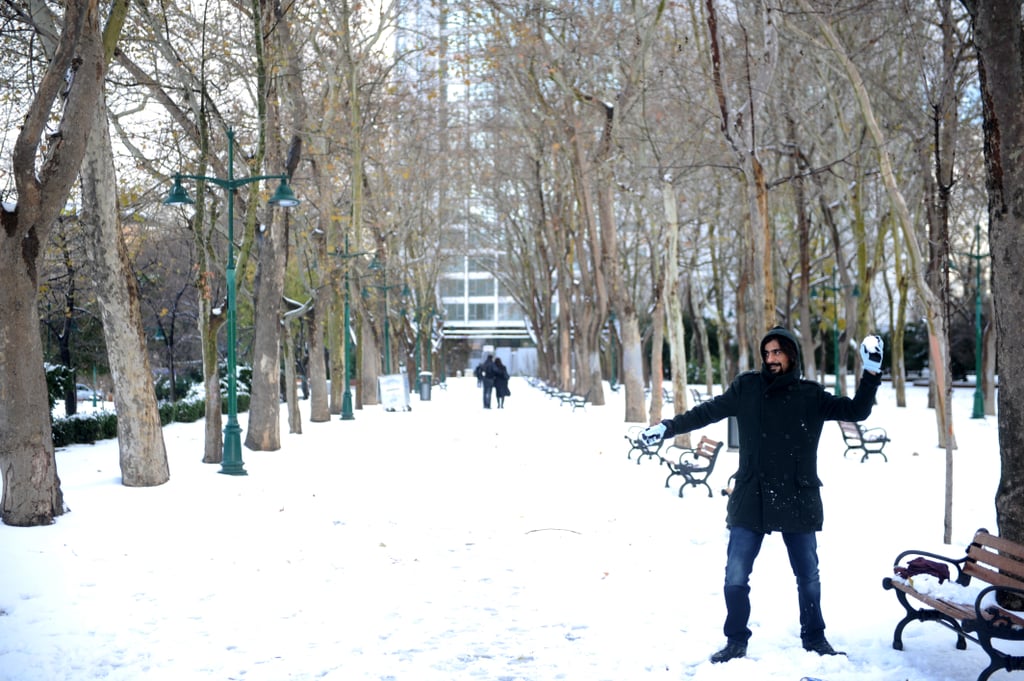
888;580;977;619
969;543;1024;575
975;531;1024;561
966;534;1024;585
965;560;1024;590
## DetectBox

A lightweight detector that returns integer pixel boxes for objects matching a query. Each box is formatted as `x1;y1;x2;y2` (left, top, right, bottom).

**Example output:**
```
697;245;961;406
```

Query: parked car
75;384;97;401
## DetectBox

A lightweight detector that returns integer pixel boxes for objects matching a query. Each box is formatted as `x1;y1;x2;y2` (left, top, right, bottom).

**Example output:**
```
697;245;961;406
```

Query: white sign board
378;374;410;412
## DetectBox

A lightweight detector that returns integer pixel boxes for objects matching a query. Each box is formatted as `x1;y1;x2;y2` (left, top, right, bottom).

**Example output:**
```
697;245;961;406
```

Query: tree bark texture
81;93;169;487
0;0;107;526
962;0;1024;545
663;180;692;446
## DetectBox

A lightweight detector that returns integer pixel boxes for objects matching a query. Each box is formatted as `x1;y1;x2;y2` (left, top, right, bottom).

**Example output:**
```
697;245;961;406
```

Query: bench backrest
694;436;723;465
838;420;862;443
964;529;1024;590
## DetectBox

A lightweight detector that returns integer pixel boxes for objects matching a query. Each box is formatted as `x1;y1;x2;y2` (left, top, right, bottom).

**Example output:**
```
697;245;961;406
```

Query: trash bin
727;415;739;451
419;372;433;401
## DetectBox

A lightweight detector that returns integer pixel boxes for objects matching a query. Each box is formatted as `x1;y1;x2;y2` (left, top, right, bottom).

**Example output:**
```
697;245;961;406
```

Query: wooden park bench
882;528;1024;681
624;426;664;464
838;420;890;462
690;388;712;404
661;435;724;498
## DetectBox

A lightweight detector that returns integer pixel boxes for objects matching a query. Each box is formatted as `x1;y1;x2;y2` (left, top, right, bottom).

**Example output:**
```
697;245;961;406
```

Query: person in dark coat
640;326;884;663
475;354;496;408
492;357;510;408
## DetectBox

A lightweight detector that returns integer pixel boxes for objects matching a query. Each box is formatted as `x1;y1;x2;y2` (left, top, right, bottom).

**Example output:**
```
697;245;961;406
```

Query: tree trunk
0;0;108;526
198;257;226;464
242;0;287;451
360;317;380;405
983;294;996;416
891;214;909;408
662;180;691;445
307;304;331;422
281;318;301;434
620;311;647;423
649;295;666;425
708;221;735;388
962;0;1024;546
81;93;169;487
244;207;287;450
0;241;65;526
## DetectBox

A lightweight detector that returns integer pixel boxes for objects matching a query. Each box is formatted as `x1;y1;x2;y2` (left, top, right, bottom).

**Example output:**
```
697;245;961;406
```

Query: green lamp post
608;311;618;388
831;267;842;396
966;223;989;419
164;127;299;475
342;256;356;420
336;236;370;420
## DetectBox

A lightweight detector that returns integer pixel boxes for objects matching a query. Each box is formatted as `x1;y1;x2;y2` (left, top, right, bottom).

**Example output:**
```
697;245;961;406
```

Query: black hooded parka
664;327;880;534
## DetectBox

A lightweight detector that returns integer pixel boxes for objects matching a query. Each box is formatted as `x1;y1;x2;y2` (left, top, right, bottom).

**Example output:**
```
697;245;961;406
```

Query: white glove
639;423;667;447
860;334;884;373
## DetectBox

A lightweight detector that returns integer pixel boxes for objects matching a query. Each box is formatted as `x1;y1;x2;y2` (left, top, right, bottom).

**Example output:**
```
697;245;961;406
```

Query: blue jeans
722;526;825;646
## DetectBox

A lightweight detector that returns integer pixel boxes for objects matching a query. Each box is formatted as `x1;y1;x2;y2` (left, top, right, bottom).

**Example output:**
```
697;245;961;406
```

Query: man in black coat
475;354;496;409
641;326;884;663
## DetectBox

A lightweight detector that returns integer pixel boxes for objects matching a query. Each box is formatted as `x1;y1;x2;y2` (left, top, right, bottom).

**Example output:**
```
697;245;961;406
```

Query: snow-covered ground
0;375;1010;680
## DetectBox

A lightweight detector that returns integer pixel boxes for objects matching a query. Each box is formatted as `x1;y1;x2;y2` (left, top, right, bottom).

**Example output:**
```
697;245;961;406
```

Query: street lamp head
163;177;195;206
268;178;300;208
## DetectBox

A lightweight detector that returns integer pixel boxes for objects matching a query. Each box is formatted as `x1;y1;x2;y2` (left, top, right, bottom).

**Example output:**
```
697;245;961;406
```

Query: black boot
803;639;846;656
710;641;747;663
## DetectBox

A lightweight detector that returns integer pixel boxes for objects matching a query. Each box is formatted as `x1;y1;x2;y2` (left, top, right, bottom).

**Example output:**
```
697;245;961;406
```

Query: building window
468;303;493;321
440;278;464;297
445;302;465;321
468;277;494;297
498;302;523;321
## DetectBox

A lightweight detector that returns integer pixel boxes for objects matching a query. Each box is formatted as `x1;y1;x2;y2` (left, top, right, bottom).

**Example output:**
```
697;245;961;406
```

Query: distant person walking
474;354;496;408
493;357;510;408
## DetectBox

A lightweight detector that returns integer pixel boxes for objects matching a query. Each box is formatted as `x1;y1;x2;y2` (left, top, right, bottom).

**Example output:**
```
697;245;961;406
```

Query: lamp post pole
165;127;299;474
608;312;618;388
968;223;988;419
383;300;391;375
338;236;370;420
832;267;842;396
221;132;243;474
342;252;355;420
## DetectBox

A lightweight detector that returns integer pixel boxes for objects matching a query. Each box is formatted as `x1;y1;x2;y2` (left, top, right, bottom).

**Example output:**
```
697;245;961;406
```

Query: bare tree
0;0;122;526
